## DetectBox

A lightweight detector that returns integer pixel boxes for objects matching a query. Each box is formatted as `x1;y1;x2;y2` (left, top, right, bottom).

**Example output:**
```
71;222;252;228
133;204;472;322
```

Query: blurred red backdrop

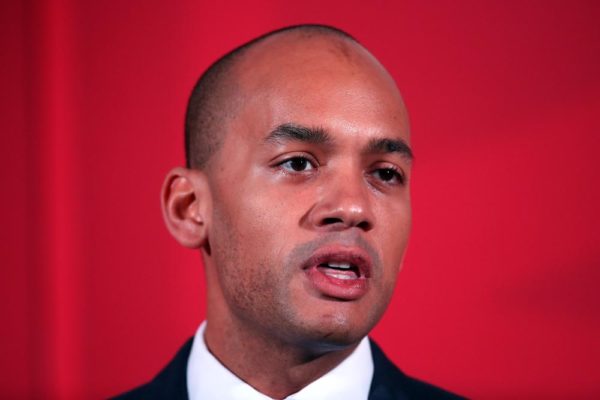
2;0;599;398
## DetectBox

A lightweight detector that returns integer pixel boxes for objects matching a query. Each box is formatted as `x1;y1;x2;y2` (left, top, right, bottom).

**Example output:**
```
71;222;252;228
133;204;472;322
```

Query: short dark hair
184;24;357;169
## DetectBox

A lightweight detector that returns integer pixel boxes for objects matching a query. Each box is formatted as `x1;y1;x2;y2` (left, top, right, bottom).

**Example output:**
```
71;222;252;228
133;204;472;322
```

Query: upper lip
301;247;373;278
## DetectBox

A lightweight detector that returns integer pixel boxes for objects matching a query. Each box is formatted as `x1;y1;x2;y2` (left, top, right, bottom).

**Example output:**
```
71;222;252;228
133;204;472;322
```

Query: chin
292;309;378;351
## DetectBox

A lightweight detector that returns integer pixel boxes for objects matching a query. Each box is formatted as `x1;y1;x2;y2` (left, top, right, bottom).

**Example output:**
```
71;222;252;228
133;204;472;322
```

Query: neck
204;312;358;399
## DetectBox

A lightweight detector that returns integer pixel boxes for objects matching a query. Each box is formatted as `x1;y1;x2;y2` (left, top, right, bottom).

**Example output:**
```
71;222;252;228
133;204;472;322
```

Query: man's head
162;25;412;351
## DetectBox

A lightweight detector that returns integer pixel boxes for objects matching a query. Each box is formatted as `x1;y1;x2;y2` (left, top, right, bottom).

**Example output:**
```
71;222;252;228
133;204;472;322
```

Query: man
115;24;464;399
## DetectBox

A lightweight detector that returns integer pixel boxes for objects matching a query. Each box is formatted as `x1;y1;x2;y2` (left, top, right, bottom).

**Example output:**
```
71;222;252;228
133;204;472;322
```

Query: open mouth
302;248;372;300
316;262;361;280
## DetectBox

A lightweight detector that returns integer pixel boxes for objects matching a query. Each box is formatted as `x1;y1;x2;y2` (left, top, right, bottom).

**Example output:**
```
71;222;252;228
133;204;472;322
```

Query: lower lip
305;266;368;300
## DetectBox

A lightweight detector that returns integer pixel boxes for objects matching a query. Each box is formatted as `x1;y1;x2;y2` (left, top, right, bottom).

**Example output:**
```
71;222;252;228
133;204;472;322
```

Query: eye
373;167;404;185
279;156;316;172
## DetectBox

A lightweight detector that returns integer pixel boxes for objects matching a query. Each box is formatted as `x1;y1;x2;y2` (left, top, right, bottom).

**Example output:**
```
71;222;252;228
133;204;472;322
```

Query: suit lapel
368;339;411;400
147;338;193;399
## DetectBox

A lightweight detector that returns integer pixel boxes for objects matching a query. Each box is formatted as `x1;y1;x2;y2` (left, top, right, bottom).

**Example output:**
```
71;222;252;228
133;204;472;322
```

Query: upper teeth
327;262;352;269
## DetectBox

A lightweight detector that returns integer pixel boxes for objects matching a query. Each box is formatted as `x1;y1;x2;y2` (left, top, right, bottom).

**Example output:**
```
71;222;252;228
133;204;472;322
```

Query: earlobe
161;167;211;249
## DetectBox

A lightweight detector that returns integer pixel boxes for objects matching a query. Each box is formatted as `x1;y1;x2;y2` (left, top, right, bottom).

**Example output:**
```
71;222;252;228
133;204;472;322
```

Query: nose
303;171;374;232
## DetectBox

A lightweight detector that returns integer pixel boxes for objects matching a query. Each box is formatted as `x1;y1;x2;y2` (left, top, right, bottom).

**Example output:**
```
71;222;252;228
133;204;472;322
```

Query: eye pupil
290;158;308;171
379;169;395;181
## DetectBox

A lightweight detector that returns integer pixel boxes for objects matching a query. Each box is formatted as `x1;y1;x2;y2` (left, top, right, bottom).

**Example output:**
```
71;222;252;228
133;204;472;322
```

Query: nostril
356;220;372;231
322;217;344;226
320;217;372;231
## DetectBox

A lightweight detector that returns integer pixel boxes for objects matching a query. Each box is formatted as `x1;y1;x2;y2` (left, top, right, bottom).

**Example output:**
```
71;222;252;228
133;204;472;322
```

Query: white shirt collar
187;321;374;400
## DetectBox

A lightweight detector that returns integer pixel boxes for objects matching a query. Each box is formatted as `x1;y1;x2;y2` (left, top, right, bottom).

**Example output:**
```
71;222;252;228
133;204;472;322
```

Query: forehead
228;32;409;146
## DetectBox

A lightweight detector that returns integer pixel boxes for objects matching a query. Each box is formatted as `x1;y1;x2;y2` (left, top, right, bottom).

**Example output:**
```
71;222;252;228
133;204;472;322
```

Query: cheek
210;203;290;319
210;186;294;285
213;179;279;238
378;200;411;253
376;202;411;290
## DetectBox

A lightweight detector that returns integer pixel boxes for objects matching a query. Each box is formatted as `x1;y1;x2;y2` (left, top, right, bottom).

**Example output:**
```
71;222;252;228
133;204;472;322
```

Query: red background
2;0;599;399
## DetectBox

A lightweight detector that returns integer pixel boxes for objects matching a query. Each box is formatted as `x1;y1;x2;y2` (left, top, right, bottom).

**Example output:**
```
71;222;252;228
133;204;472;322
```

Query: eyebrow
265;122;413;162
264;123;332;145
365;137;414;162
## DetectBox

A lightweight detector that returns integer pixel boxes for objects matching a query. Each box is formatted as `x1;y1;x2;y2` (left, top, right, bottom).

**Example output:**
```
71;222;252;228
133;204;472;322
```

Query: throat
203;319;358;399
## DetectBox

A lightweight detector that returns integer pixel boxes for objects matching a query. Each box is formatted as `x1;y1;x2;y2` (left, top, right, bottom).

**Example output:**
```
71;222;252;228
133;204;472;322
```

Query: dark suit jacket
113;338;465;399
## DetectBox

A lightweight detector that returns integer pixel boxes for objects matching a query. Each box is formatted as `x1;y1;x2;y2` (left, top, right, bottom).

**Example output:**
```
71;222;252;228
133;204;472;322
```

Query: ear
161;167;211;249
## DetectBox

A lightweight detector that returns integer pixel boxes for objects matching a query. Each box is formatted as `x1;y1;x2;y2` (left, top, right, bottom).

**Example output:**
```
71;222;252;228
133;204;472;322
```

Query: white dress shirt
187;321;374;400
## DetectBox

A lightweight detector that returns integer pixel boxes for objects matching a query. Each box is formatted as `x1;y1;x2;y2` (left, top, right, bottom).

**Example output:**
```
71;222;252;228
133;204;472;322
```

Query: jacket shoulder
110;338;193;400
368;339;466;400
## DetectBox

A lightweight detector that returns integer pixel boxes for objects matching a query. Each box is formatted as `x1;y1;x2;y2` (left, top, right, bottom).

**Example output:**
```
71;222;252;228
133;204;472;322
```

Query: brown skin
162;32;412;399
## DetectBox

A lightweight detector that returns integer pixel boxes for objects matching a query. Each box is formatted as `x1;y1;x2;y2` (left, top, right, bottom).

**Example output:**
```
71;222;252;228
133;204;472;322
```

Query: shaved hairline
184;25;359;169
